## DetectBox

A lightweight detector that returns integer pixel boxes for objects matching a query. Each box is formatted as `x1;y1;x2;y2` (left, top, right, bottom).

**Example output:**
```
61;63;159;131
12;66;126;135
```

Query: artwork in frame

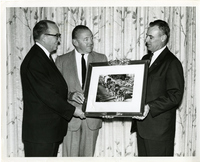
83;60;149;118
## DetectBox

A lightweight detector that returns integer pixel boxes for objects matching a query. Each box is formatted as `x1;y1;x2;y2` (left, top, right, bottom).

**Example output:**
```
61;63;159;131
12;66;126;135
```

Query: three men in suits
55;25;108;156
131;20;184;156
20;20;85;157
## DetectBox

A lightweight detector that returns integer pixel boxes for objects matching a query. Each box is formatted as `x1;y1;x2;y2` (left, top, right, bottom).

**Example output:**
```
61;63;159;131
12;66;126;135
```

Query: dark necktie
81;54;86;89
49;54;54;63
149;52;154;67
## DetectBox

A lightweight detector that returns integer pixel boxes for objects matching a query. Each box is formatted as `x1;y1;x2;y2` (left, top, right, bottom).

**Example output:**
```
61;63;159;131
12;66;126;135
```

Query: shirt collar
153;46;166;56
36;42;50;58
149;46;166;67
75;49;89;57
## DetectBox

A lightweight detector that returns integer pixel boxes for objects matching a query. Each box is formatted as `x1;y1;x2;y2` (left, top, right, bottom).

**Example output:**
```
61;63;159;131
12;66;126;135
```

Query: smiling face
145;25;167;53
73;29;94;54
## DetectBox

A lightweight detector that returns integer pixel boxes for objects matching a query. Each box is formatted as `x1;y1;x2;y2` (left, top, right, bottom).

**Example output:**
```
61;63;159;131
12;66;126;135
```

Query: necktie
49;54;54;63
81;54;86;89
149;52;154;67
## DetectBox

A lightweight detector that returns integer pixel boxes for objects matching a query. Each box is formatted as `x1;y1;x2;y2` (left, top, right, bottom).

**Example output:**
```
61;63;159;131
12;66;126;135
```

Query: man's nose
89;38;93;44
145;36;149;42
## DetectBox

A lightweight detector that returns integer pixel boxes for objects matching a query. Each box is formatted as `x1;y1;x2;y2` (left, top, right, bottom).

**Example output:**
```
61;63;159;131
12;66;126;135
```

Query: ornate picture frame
83;60;149;118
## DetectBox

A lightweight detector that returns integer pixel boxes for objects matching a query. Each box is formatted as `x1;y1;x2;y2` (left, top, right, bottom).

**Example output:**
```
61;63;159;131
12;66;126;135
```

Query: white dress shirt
36;42;51;59
75;49;88;86
149;46;166;66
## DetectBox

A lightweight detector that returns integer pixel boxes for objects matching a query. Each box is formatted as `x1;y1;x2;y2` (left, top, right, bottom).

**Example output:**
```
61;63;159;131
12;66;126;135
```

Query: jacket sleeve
26;58;75;121
103;55;108;62
148;58;184;117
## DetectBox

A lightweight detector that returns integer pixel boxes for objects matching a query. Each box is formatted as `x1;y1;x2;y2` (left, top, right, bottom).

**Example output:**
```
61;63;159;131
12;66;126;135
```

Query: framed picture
83;60;149;118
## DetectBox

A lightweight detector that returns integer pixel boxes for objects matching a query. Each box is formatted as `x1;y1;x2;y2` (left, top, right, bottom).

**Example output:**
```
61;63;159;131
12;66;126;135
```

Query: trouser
137;133;174;156
62;120;99;157
23;140;61;157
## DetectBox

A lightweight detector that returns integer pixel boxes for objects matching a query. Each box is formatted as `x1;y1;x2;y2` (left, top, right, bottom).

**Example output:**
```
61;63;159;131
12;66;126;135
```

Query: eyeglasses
44;33;61;39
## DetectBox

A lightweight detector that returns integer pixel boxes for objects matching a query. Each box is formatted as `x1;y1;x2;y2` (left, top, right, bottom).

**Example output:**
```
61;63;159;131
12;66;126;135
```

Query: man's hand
132;104;150;120
69;92;85;104
73;107;86;119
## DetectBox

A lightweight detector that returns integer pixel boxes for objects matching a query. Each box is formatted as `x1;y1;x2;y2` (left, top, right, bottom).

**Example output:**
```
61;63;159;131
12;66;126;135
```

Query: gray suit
55;49;107;156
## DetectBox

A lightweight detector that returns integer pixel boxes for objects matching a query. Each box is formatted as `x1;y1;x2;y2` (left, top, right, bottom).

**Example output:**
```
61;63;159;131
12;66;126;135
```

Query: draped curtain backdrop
6;7;196;157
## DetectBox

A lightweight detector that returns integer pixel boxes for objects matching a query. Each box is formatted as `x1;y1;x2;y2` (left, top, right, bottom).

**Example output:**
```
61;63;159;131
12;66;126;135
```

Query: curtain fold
6;7;196;157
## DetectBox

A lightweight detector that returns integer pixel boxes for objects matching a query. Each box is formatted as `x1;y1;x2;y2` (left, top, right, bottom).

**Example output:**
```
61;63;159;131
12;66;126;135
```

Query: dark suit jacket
131;47;184;141
20;44;75;143
55;50;108;131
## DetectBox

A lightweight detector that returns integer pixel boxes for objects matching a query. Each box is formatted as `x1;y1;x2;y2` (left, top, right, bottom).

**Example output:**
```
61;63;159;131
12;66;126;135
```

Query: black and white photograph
83;61;148;117
1;1;200;162
95;74;135;102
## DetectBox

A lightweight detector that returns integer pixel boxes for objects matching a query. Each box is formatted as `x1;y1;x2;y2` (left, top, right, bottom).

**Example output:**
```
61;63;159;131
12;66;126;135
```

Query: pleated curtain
6;7;196;157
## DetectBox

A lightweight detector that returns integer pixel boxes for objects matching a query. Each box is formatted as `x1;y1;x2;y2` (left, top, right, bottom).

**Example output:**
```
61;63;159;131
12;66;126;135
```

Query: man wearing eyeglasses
20;20;85;157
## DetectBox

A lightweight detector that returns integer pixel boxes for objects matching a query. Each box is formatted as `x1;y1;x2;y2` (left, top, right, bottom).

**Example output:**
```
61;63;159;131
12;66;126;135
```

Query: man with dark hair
131;19;184;156
55;25;108;156
20;20;85;157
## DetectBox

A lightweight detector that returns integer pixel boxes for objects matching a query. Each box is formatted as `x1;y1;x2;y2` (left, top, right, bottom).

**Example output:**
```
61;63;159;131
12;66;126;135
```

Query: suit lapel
70;50;82;90
83;52;95;91
87;52;94;66
36;45;67;86
149;47;169;73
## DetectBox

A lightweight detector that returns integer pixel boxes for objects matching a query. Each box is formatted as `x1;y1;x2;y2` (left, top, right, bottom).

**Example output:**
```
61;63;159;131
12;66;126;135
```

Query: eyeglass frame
44;33;61;39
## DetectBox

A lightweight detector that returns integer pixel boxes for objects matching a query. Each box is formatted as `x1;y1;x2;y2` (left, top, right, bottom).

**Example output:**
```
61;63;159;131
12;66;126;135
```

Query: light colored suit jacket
55;49;108;131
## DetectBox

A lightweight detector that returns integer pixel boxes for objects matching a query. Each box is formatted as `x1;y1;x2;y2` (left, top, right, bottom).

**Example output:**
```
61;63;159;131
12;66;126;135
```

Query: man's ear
161;34;167;42
72;39;78;47
40;34;46;43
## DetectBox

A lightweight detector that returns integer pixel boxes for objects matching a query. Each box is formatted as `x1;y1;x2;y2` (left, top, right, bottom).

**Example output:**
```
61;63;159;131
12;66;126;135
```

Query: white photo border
83;60;149;117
